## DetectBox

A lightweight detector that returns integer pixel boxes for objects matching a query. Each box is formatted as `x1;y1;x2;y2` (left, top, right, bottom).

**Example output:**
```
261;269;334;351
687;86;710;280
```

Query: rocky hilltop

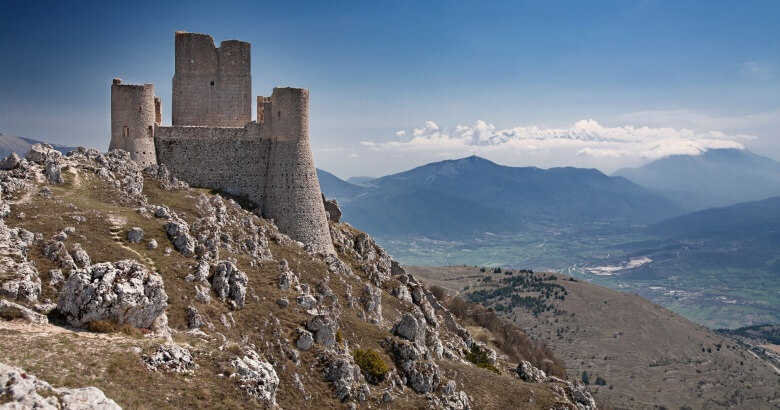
0;144;596;409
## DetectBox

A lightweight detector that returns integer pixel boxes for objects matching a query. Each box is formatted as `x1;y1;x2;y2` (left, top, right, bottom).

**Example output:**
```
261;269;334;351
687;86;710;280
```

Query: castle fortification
110;32;334;254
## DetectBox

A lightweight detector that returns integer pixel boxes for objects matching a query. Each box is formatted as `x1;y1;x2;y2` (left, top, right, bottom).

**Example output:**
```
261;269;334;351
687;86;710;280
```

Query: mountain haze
321;156;684;238
614;148;780;210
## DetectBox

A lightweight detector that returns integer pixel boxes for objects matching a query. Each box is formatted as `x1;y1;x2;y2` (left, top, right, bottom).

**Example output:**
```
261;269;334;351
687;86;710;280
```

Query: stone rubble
143;344;197;373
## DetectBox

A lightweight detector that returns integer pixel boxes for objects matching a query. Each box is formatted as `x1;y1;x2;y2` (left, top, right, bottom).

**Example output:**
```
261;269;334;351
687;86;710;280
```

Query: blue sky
1;0;778;177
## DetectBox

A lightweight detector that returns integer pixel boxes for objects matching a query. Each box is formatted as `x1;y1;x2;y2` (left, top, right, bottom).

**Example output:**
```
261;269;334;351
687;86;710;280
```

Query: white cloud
395;130;406;137
362;119;748;163
740;61;775;81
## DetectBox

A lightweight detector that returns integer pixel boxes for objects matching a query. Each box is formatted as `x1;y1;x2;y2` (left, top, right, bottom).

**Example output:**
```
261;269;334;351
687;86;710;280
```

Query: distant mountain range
318;155;684;237
623;195;780;279
614;148;780;210
0;133;77;158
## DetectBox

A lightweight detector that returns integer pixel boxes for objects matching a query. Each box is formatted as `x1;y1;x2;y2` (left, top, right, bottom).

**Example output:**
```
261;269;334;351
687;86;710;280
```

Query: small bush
595;376;607;386
581;371;590;385
86;320;143;338
335;330;343;345
464;344;500;374
353;349;389;383
0;309;24;321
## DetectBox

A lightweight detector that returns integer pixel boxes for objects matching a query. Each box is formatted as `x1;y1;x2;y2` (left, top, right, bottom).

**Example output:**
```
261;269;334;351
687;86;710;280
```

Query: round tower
110;79;158;166
263;87;335;254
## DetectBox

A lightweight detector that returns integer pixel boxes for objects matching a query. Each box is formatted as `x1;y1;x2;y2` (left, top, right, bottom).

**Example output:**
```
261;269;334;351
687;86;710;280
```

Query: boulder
0;299;48;324
0;152;21;170
0;262;40;303
323;353;364;401
296;328;314;351
71;243;91;269
306;314;338;348
187;306;204;329
278;259;299;291
297;293;317;310
391;339;441;394
127;227;144;243
210;261;248;309
57;259;168;328
394;312;426;343
516;360;547;383
164;219;195;256
360;285;382;324
44;158;63;184
25;143;61;164
230;349;279;406
42;240;76;269
143;344;197;373
147;239;158;249
0;362;120;409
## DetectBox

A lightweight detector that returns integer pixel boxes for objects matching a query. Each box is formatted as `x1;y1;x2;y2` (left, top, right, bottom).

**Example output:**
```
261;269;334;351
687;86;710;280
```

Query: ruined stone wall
110;79;157;166
155;123;268;206
154;88;334;254
171;32;251;127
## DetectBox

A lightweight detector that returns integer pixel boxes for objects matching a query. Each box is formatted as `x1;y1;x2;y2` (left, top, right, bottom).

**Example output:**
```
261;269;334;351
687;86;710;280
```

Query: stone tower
263;87;334;253
172;32;251;127
109;79;158;166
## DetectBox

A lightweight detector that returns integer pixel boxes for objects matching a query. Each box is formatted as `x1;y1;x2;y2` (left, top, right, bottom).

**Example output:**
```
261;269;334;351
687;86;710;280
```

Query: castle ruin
110;31;334;254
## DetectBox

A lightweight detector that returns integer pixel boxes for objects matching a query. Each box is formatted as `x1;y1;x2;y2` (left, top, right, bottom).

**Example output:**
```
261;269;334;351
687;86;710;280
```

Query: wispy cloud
739;61;775;81
363;119;748;161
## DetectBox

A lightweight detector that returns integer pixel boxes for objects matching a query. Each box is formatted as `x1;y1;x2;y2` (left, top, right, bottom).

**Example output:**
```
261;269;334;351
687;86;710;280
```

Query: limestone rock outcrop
57;259;168;328
0;299;48;324
210;260;248;309
306;314;338;348
164;219;195;257
0;152;21;170
322;353;367;402
230;349;279;407
0;221;40;303
0;362;121;409
25;143;61;164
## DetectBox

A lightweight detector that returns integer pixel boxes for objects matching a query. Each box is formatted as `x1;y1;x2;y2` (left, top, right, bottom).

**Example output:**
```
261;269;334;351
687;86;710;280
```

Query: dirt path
107;214;157;272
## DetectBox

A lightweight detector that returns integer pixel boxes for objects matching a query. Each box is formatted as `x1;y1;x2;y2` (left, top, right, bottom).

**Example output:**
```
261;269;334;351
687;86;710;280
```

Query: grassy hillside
0;148;594;409
410;265;780;410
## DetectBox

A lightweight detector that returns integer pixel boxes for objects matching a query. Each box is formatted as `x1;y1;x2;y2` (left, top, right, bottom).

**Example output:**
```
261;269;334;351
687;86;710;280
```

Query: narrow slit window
123;126;129;138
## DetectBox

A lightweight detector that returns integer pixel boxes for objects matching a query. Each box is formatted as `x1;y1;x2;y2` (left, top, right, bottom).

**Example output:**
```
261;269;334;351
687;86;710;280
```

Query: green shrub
581;371;590;385
464;344;500;374
595;376;607;386
353;349;389;383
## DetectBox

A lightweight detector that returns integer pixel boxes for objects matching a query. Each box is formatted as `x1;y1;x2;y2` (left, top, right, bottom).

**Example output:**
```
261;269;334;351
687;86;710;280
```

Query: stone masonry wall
172;32;251;127
155;123;269;207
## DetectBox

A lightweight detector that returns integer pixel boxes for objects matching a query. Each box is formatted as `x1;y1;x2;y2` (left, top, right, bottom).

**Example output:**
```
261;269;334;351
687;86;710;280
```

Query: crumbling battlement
110;32;334;253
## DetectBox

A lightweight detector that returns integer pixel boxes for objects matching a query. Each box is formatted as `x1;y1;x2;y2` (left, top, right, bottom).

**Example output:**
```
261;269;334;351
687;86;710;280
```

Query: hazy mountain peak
614;148;780;210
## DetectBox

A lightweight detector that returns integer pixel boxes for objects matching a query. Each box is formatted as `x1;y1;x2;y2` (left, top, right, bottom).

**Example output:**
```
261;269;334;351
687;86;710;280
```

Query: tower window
210;81;215;86
123;126;129;138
